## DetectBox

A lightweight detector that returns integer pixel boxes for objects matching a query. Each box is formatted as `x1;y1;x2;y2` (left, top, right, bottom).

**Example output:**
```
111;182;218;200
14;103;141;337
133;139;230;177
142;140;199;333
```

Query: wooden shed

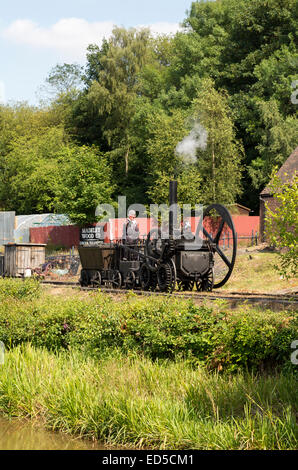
4;243;46;277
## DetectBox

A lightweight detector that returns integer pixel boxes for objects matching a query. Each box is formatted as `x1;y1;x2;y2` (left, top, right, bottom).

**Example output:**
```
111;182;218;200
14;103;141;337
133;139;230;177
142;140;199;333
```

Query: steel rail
41;280;298;307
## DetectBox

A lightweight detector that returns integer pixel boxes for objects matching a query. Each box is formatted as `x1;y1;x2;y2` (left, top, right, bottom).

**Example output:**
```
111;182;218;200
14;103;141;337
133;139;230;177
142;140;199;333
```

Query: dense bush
0;278;41;300
0;281;297;371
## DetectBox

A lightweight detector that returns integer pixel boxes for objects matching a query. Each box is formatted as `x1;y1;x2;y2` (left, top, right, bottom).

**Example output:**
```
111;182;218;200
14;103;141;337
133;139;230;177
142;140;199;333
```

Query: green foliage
0;344;297;449
0;278;41;300
55;145;114;225
0;102;113;223
174;0;298;207
83;27;155;176
45;63;83;96
265;172;298;278
147;168;203;207
0;0;297;216
0;284;296;372
0;126;64;213
248;100;298;190
191;78;243;204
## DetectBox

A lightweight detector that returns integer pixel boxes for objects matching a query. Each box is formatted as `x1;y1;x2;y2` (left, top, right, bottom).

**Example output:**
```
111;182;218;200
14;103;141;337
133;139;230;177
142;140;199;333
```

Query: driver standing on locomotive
122;210;140;259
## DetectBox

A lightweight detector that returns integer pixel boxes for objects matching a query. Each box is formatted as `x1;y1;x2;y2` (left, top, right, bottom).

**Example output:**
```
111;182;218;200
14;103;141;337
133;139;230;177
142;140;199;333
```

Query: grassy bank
220;249;298;293
0;279;297;371
0;278;297;449
0;344;297;450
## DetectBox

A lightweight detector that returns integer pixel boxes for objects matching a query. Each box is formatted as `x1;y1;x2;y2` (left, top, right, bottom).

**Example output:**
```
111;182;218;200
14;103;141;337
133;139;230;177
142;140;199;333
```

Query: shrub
0;278;41;300
0;283;297;372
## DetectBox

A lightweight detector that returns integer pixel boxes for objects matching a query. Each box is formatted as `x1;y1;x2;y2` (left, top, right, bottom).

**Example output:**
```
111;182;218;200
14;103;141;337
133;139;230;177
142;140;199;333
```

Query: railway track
41;280;298;309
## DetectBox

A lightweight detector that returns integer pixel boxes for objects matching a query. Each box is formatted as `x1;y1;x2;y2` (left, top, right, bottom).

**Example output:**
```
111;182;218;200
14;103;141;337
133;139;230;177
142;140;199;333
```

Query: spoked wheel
157;259;176;293
140;263;157;291
196;268;214;292
125;271;136;289
177;280;194;291
79;269;89;287
91;271;102;288
110;271;122;289
196;204;237;289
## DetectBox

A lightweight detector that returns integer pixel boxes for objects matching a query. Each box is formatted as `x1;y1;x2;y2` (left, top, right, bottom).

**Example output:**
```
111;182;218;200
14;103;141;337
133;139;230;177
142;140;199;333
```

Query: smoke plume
175;122;208;164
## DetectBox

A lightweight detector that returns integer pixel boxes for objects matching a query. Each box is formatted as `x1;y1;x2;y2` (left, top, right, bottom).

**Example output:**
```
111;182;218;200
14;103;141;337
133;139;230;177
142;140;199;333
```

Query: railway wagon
79;242;144;289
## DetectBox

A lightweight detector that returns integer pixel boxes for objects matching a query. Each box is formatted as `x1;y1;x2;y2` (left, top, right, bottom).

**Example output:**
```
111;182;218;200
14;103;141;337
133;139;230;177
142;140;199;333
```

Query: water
0;417;107;450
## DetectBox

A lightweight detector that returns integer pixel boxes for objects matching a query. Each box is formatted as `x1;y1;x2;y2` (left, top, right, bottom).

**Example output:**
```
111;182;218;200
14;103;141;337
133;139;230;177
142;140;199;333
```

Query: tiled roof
260;146;298;195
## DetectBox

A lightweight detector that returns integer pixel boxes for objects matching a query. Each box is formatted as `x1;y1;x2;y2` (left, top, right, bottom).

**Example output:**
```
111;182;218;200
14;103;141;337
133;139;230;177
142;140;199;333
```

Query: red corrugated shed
30;215;259;247
30;225;80;248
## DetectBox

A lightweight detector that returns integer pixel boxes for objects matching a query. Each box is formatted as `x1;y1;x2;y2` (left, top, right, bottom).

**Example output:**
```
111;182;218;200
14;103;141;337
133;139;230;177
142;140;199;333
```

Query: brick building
259;146;298;241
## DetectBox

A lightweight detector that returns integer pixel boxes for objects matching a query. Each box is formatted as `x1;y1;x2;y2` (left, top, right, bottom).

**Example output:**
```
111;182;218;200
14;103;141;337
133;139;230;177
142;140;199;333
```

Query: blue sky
0;0;193;105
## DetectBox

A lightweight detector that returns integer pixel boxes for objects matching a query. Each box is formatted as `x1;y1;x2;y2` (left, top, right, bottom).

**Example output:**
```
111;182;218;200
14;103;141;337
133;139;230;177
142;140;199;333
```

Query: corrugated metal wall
14;214;70;243
0;212;15;245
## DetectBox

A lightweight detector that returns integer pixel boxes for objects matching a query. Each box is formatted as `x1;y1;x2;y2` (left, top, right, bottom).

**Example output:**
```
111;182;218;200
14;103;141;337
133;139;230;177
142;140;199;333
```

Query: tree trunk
125;147;129;175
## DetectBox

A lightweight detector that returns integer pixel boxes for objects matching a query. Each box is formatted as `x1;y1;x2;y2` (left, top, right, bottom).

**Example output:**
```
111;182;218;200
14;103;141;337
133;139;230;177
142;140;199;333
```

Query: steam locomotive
78;181;237;292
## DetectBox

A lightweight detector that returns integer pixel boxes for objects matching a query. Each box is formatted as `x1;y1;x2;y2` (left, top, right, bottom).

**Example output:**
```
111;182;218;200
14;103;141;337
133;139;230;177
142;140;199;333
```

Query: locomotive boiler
78;181;237;292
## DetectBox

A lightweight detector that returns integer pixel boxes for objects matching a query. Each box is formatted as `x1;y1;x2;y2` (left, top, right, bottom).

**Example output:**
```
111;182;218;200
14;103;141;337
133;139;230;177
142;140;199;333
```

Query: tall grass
0;279;296;449
0;344;296;450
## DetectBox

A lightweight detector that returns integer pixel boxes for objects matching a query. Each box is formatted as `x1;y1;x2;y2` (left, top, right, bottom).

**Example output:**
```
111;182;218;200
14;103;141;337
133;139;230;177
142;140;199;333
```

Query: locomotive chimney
169;180;178;238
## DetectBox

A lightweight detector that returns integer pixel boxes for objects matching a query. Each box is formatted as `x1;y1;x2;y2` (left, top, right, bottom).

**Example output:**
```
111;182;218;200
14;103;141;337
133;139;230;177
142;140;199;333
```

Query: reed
0;344;296;450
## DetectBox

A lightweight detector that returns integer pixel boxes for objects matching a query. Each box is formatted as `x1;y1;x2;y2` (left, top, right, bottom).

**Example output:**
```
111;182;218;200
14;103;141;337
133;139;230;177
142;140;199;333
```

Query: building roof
261;146;298;196
227;203;251;213
4;243;47;247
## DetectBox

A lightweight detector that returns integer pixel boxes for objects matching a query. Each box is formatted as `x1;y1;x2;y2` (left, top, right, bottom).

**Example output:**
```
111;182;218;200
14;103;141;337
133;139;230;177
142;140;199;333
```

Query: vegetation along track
41;280;298;309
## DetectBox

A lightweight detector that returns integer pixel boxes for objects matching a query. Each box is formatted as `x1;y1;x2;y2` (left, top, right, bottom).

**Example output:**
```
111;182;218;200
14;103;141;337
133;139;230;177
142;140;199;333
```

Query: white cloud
0;81;5;103
2;18;115;62
2;18;181;62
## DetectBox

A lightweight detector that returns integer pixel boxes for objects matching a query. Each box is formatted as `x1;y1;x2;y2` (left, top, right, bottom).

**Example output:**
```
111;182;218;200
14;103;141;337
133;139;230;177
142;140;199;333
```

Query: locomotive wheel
196;268;214;292
149;271;158;291
111;271;122;289
140;263;151;290
79;269;89;287
140;263;157;291
125;271;136;289
196;204;237;289
177;280;194;291
157;259;176;293
91;271;102;288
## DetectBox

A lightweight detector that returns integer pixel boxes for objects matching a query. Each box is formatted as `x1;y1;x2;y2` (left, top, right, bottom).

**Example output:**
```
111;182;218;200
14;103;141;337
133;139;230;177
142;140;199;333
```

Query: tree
248;99;298;190
168;0;298;211
84;27;154;178
0;125;65;214
147;168;202;207
265;171;298;278
55;146;114;226
191;78;243;205
145;108;204;205
45;63;83;96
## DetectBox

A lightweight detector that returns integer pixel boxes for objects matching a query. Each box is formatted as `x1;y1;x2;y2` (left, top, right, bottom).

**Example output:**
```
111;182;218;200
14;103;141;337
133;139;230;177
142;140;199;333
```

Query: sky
0;0;193;105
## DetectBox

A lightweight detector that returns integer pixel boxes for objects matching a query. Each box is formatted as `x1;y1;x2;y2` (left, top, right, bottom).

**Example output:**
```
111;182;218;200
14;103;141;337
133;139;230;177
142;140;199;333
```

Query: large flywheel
196;204;237;289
